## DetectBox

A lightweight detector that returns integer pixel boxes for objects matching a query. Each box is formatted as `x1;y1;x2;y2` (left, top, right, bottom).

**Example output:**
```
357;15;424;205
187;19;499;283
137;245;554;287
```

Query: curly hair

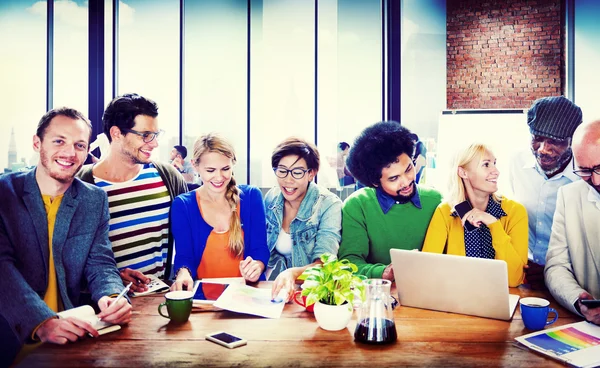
346;121;415;187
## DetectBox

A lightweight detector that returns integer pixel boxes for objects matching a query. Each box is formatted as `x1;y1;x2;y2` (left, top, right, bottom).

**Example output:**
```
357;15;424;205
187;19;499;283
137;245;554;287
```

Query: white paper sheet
213;284;285;319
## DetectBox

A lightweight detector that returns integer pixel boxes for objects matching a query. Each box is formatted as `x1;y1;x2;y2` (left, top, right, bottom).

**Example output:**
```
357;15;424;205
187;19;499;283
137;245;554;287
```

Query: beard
533;147;572;177
121;145;150;165
392;181;416;204
39;149;82;184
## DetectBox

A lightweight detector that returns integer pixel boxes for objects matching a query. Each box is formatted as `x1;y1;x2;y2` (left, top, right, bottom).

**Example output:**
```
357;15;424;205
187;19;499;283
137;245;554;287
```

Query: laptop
390;249;520;321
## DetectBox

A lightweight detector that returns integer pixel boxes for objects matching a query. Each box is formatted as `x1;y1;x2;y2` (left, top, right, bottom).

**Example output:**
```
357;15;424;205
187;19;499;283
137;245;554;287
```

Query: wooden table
18;284;580;367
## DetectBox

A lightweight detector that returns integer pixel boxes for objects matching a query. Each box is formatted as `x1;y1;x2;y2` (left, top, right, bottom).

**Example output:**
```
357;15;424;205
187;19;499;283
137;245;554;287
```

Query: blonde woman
422;143;528;287
170;134;269;291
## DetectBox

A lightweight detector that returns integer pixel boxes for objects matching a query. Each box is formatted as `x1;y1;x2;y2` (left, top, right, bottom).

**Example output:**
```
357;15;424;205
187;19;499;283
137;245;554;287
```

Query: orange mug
293;291;314;312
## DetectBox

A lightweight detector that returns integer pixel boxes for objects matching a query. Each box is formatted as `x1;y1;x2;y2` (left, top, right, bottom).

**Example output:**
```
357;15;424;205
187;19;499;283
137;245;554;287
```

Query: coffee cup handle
158;302;170;319
293;291;306;307
546;307;558;326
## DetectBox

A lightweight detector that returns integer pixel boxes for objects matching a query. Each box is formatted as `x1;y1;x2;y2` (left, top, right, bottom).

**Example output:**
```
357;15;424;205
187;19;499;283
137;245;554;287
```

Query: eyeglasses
273;167;311;179
121;128;164;143
572;163;600;178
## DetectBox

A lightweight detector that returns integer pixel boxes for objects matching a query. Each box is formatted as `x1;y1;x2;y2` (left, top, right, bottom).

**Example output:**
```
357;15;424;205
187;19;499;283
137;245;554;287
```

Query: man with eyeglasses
545;120;600;325
78;93;187;292
508;96;582;289
337;121;442;280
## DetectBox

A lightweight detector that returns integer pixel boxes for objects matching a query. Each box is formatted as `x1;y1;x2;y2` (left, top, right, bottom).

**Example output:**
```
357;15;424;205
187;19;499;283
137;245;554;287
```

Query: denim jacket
264;181;342;280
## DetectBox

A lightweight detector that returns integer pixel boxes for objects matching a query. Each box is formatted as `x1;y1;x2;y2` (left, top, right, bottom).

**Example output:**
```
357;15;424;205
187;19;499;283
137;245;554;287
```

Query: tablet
192;281;231;304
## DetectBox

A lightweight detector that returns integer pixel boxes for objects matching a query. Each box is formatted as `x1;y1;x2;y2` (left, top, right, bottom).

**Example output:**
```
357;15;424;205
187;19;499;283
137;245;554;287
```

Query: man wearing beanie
508;96;582;289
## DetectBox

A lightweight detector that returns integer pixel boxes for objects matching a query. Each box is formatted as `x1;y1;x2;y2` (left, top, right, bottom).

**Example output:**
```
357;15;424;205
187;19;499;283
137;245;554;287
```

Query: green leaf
297;252;363;306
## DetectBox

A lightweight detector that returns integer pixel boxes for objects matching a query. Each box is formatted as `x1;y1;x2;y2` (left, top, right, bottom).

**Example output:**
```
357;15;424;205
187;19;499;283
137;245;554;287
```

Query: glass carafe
354;279;397;344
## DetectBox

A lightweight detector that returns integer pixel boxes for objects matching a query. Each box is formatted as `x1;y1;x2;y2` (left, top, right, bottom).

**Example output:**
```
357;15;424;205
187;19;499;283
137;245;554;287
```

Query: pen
96;282;132;325
113;282;133;306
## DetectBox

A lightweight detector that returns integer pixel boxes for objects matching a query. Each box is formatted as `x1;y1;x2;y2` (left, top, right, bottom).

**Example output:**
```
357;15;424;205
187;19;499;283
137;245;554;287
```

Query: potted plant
298;253;366;331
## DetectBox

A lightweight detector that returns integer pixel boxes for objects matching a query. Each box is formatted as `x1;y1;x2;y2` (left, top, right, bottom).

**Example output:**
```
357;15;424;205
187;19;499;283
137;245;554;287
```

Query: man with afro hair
337;121;442;280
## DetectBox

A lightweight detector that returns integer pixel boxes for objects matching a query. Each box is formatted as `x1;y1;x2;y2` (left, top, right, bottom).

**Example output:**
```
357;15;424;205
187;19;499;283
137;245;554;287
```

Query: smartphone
206;331;247;349
454;200;477;232
580;299;600;308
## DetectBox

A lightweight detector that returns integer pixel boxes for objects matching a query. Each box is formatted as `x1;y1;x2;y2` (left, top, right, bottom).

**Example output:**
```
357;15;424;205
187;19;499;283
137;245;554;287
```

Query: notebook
515;321;600;368
57;305;121;335
390;249;520;320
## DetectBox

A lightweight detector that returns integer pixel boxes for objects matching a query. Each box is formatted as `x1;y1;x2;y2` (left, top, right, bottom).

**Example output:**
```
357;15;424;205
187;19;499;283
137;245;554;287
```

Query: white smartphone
205;331;247;349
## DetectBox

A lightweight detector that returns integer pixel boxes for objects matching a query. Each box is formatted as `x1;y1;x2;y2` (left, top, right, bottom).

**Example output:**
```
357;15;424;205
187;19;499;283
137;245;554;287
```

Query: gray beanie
527;96;582;140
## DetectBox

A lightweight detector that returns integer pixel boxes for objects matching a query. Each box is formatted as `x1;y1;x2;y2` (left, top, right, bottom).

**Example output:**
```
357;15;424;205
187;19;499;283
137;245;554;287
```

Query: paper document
132;275;170;297
213;284;285;319
515;321;600;368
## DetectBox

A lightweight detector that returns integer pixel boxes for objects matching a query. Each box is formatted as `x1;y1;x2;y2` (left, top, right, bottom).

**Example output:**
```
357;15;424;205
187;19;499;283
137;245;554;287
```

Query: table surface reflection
18;283;580;367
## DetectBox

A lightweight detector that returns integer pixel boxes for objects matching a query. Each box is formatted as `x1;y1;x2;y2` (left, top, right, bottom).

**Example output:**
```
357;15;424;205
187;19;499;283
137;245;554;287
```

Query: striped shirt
94;163;170;278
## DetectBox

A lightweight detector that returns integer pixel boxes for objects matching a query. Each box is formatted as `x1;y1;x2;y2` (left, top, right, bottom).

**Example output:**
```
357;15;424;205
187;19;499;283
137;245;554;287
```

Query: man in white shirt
508;96;582;289
545;119;600;325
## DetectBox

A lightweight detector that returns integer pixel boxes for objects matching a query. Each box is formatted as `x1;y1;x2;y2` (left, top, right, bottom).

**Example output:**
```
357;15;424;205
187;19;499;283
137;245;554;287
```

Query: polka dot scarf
452;198;507;259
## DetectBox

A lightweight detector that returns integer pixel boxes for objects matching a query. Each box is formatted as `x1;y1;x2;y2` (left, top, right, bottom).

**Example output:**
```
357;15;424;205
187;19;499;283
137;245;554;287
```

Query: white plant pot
313;301;353;331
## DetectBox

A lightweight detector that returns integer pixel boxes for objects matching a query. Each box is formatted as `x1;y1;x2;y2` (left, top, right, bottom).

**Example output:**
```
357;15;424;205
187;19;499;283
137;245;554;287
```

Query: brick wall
447;0;563;109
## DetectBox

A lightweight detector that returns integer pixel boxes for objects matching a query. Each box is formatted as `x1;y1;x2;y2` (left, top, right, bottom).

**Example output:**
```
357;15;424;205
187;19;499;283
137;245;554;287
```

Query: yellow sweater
422;198;528;287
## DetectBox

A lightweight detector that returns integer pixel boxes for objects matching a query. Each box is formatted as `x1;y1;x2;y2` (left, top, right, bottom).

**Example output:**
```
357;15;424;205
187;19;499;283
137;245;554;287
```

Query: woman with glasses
169;134;269;291
265;137;342;302
422;143;528;287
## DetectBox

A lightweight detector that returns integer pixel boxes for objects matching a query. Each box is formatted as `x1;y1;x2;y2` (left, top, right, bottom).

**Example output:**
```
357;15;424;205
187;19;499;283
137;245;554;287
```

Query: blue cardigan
171;185;270;280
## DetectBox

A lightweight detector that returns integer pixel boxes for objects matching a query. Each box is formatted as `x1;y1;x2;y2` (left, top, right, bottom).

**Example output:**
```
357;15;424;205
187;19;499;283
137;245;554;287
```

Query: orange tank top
196;191;243;281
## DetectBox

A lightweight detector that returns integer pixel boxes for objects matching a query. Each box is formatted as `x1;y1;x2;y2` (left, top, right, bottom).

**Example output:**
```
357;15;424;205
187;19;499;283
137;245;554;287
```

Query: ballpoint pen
100;282;132;320
113;282;133;305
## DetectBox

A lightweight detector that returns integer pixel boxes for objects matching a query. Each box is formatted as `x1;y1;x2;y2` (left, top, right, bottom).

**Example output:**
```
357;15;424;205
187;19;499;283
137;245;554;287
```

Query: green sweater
338;186;442;278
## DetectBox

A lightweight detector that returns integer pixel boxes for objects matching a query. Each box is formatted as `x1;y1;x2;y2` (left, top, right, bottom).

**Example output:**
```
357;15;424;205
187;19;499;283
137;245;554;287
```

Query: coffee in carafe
354;279;397;344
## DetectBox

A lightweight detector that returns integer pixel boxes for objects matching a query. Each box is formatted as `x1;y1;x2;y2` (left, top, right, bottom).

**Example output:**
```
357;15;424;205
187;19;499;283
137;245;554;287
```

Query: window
400;0;446;187
117;0;179;163
249;0;315;189
53;0;88;113
318;0;383;191
0;1;46;172
184;0;248;182
575;0;600;119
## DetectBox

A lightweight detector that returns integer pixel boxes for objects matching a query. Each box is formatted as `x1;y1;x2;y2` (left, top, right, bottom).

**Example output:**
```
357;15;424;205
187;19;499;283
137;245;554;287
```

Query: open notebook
57;305;121;335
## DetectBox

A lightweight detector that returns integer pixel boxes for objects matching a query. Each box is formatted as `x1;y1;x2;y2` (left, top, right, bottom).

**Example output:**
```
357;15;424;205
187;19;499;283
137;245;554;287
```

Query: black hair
408;133;419;141
346;121;414;187
102;93;159;142
36;107;92;143
338;142;350;151
271;137;320;171
174;145;187;159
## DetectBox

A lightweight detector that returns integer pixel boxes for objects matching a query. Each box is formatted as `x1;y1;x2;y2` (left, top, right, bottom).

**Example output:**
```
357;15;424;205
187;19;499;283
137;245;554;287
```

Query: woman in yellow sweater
422;143;528;287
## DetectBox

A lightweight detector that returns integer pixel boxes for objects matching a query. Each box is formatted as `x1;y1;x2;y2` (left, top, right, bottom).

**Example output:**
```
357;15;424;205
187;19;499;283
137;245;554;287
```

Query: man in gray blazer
0;108;132;365
545;119;600;325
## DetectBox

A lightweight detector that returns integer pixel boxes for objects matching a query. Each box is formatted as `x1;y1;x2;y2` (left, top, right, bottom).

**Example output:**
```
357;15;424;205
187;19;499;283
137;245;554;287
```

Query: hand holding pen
97;282;133;325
